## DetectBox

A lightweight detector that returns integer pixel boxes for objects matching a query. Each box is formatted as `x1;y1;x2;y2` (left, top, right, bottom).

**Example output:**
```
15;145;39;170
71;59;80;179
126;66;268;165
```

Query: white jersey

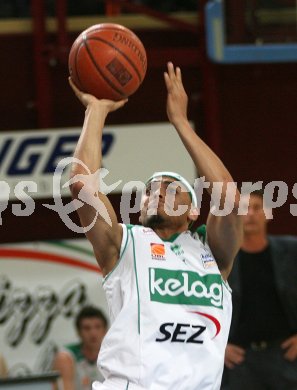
64;343;104;389
98;224;232;390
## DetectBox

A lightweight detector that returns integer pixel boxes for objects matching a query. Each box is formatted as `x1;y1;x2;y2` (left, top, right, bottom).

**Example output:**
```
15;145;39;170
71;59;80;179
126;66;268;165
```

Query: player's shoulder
269;234;297;250
119;223;135;242
122;224;156;235
191;224;207;244
65;343;83;361
269;234;297;244
121;223;138;232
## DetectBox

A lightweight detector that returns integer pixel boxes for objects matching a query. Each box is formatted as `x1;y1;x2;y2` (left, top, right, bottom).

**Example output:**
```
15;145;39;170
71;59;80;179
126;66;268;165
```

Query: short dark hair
249;189;264;198
75;305;108;330
241;187;264;199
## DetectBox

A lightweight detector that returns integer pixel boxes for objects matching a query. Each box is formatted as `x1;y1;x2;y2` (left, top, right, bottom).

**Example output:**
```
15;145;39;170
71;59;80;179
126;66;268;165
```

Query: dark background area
0;1;296;243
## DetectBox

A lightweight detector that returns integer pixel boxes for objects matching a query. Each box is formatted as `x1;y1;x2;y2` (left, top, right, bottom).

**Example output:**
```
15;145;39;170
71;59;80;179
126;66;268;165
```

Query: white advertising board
0;123;196;201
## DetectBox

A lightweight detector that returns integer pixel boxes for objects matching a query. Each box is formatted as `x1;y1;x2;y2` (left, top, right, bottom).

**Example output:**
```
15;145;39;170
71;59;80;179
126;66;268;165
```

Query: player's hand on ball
68;23;147;100
69;77;128;112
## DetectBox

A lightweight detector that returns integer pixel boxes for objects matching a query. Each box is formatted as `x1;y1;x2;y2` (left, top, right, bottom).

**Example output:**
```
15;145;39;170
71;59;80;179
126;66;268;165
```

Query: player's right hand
68;77;128;112
224;343;246;369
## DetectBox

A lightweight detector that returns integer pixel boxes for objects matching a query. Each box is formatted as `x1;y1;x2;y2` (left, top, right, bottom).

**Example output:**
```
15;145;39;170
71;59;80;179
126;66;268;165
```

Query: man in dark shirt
223;190;297;390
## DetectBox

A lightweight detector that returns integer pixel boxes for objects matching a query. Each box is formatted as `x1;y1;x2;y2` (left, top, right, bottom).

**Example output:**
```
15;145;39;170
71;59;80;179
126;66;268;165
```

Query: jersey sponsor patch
149;268;223;308
142;227;154;234
170;244;188;264
150;243;166;260
170;244;184;256
201;252;216;268
156;322;207;344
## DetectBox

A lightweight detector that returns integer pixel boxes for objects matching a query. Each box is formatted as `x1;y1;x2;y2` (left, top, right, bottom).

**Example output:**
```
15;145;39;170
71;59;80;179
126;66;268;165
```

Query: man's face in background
78;317;107;350
242;194;268;236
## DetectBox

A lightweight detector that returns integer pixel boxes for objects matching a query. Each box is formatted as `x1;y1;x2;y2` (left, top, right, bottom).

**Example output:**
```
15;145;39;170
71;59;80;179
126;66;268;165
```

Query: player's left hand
281;334;297;361
164;62;188;127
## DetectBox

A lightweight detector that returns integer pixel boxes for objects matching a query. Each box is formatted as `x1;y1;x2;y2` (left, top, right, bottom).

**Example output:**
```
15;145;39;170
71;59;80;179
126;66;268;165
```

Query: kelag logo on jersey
149;268;223;308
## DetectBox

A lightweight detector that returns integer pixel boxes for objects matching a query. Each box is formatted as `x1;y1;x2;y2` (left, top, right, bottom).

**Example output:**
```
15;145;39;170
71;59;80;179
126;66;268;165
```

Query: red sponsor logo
150;243;166;260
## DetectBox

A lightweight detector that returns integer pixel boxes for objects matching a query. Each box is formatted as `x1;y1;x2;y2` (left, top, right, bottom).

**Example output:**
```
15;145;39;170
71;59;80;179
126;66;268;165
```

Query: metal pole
31;0;52;128
198;0;222;155
56;0;69;63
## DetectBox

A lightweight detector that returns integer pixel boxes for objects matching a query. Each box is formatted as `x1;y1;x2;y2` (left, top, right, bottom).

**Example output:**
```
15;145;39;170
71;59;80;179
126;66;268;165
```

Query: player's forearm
72;103;108;175
174;119;240;207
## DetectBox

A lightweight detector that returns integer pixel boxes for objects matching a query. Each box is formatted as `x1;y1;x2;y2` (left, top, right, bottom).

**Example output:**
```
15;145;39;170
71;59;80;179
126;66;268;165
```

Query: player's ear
263;205;273;222
188;206;199;222
139;194;146;224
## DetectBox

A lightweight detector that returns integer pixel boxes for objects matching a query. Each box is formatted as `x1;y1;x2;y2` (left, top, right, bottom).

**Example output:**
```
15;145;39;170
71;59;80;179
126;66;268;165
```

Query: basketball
68;23;147;101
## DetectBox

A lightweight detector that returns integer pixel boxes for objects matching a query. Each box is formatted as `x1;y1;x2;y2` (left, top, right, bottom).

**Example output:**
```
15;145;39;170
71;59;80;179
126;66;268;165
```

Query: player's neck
153;224;188;240
82;344;100;361
241;232;268;253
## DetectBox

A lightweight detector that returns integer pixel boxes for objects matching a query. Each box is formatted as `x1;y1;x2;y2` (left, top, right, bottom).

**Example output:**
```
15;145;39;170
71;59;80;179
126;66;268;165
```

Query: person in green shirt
54;306;108;390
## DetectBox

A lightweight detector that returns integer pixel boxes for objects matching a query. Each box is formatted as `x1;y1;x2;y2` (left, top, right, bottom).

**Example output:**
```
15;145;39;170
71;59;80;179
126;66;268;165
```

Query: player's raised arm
164;62;243;279
69;78;128;276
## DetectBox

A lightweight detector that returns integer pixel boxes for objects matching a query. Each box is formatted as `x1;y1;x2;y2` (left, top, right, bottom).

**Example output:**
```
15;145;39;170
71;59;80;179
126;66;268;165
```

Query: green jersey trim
160;232;181;243
195;224;207;244
65;344;84;362
65;343;87;363
221;277;232;294
131;228;141;334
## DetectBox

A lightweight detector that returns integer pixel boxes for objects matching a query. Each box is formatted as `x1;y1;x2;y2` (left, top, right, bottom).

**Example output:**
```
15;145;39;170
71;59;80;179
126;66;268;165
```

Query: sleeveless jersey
65;343;104;389
98;224;232;390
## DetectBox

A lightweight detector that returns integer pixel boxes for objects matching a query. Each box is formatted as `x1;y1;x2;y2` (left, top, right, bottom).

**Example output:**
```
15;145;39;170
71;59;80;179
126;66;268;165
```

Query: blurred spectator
0;353;8;378
53;306;108;390
222;189;297;389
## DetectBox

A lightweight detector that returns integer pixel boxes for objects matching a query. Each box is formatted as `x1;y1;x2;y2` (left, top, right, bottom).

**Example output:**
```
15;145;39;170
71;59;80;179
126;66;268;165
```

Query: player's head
75;306;108;349
139;171;198;229
241;189;269;236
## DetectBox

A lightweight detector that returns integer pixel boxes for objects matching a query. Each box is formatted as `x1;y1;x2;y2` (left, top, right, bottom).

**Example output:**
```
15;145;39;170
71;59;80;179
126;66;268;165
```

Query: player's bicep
206;212;243;279
85;215;123;275
71;183;122;272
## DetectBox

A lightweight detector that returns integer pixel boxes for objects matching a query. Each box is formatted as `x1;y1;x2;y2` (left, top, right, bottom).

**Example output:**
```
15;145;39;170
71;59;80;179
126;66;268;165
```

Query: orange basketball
68;23;147;101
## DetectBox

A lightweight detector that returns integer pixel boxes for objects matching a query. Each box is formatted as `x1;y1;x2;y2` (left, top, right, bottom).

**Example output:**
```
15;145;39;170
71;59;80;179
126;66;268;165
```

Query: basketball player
69;62;243;390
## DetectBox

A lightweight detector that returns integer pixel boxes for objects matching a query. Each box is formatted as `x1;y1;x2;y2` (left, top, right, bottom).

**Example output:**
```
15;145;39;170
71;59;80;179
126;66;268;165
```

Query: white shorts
92;377;147;390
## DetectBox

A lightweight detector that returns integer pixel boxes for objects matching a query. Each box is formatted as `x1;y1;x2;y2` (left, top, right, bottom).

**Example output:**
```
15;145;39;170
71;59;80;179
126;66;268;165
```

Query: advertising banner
0;238;106;376
0;123;196;201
